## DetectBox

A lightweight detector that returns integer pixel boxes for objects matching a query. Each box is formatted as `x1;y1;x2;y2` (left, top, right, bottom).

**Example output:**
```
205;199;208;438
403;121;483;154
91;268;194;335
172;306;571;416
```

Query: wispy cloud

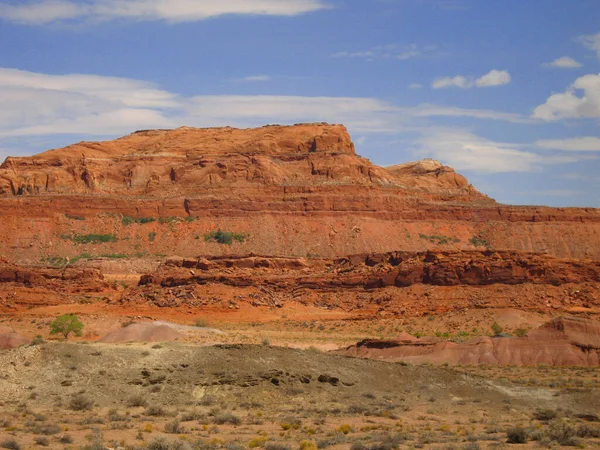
536;137;600;151
542;56;582;69
1;67;581;178
579;32;600;60
0;0;330;25
232;75;271;82
408;83;423;90
432;69;511;89
413;128;595;173
532;72;600;121
331;44;441;61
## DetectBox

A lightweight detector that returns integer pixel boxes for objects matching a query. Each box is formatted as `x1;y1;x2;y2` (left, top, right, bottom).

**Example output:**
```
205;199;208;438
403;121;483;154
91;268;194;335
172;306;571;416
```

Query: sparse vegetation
69;394;94;411
469;235;490;248
506;426;528;444
1;440;20;450
49;314;84;339
122;216;157;226
491;322;504;337
204;229;247;245
60;233;118;244
418;234;460;245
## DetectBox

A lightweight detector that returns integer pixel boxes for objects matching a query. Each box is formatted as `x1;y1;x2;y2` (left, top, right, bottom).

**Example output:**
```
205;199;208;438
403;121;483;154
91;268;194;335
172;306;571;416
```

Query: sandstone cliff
0;123;599;262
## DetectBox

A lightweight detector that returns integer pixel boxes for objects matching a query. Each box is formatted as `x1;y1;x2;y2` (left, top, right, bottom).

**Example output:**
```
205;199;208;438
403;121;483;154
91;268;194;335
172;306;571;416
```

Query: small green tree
50;314;84;339
491;321;503;337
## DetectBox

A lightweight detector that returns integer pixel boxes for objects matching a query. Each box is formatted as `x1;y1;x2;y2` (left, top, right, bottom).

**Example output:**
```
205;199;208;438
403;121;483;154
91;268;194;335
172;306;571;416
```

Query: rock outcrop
0;123;599;262
339;316;600;366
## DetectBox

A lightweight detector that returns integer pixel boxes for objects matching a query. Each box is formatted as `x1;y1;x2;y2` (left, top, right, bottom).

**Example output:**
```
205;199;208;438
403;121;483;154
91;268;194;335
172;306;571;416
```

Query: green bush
204;229;247;245
50;314;84;339
122;216;156;226
491;322;503;337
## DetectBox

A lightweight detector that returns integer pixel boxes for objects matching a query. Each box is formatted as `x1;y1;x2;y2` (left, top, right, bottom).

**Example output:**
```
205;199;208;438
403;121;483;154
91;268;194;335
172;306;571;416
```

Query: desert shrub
59;435;73;444
122;216;156;226
338;424;352;435
541;419;581;446
147;438;172;450
213;413;242;425
1;440;20;450
81;417;105;425
463;443;480;450
506;426;528;444
180;410;205;422
248;437;267;448
34;424;61;435
149;232;157;242
34;437;49;446
127;394;148;407
349;443;366;450
514;328;528;337
298;442;316;450
194;318;209;327
576;423;600;438
533;408;559;421
145;405;167;416
265;444;291;450
70;394;94;411
164;419;182;434
491;322;503;337
50;314;84;339
204;229;247;245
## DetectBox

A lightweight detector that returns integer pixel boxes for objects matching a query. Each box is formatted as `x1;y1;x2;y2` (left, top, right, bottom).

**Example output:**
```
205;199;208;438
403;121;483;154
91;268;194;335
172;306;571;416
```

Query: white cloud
185;95;403;133
532;72;600;121
415;128;540;172
432;75;470;89
233;75;271;82
432;69;511;89
0;0;329;25
414;128;595;173
408;83;422;89
475;69;511;87
0;67;529;144
543;56;582;69
408;104;525;123
579;32;600;60
536;137;600;152
331;44;440;61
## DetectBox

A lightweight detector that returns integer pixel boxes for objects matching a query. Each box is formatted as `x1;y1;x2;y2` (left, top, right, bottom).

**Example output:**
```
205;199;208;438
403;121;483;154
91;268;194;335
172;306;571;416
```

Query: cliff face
0;123;599;263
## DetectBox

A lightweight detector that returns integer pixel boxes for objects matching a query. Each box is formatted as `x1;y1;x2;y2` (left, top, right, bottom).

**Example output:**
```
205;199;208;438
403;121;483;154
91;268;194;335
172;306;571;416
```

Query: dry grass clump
69;394;94;411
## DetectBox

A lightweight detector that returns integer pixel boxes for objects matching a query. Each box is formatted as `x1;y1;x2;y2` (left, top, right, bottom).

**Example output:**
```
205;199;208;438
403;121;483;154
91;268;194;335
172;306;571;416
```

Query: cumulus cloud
579;32;600;60
474;69;511;87
432;75;470;89
532;73;600;121
0;0;329;25
543;56;582;69
408;83;423;90
536;137;600;152
432;69;511;89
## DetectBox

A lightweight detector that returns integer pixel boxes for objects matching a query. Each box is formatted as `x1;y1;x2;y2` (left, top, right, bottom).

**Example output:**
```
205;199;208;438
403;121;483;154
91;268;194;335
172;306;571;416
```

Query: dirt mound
339;316;600;366
0;331;30;349
97;322;184;343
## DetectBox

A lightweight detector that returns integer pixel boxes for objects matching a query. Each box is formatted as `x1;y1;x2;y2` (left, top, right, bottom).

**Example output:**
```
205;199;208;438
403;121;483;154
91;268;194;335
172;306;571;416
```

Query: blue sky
0;0;598;206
